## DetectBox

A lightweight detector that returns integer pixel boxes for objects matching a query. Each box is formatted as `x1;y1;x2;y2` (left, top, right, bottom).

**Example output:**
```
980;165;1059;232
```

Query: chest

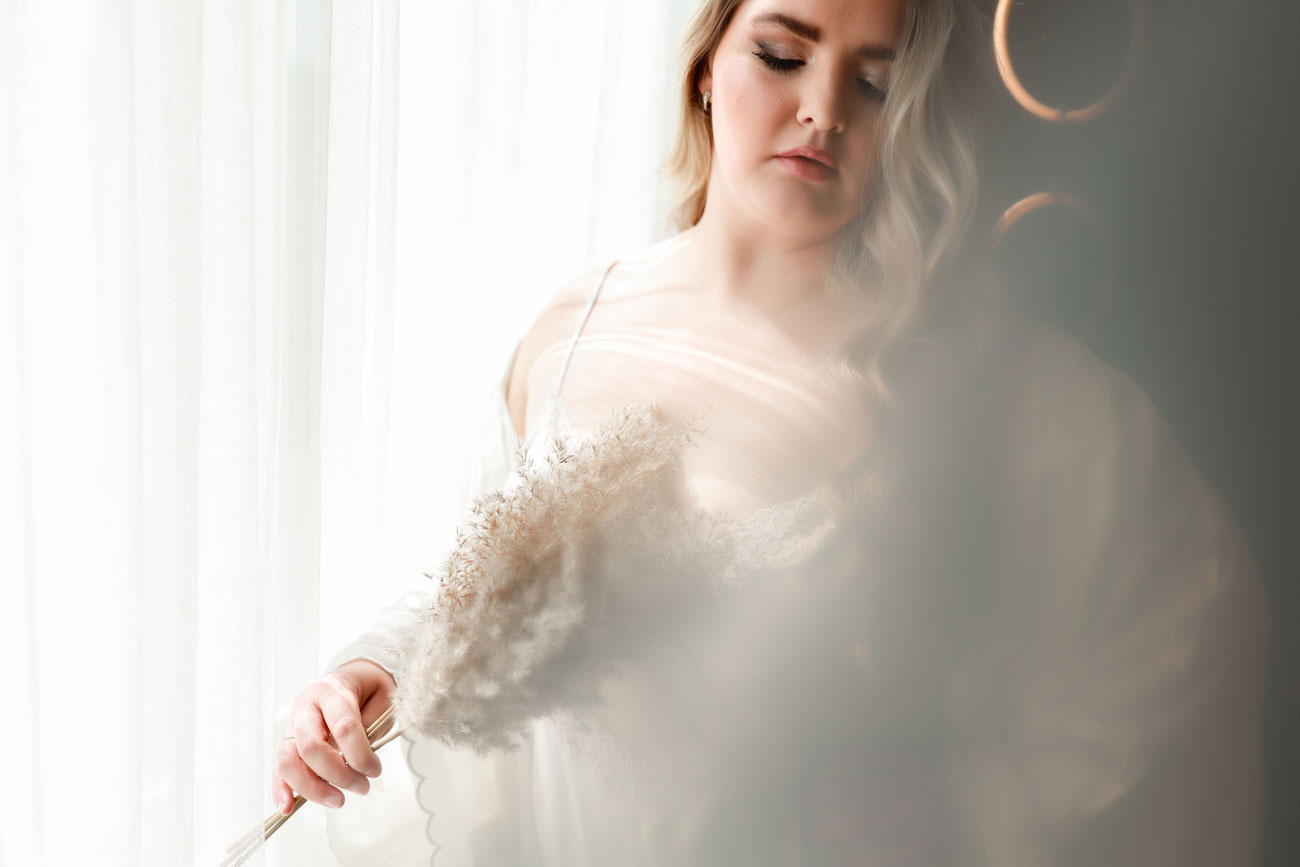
526;314;871;523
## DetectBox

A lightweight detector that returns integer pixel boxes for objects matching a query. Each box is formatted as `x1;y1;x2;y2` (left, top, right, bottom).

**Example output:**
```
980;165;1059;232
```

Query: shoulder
900;304;1178;518
995;312;1163;464
979;312;1242;563
504;262;613;439
521;262;610;351
913;299;1157;439
504;236;689;437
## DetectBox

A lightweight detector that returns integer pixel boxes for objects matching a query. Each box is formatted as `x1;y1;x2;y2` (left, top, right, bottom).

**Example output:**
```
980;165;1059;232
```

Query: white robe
322;311;1269;866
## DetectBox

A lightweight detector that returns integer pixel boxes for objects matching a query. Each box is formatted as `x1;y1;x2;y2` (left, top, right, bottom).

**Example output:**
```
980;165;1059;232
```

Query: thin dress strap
548;259;619;400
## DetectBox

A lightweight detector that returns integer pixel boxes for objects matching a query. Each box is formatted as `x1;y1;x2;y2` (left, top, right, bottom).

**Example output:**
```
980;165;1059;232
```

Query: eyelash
752;46;886;103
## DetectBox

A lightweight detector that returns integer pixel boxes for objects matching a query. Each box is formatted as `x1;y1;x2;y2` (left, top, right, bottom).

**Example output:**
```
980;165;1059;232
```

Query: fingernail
325;792;344;809
349;779;370;795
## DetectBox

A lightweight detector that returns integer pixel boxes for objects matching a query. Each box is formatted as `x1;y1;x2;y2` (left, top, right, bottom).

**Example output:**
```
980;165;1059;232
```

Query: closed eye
753;46;887;104
857;78;886;103
753;47;800;72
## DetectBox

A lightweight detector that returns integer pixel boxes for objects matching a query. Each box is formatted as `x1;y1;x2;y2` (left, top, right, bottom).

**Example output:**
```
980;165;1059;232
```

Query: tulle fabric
324;294;1268;866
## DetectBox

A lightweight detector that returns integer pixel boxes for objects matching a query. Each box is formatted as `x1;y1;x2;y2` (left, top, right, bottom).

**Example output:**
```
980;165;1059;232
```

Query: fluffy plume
393;403;744;754
225;403;839;863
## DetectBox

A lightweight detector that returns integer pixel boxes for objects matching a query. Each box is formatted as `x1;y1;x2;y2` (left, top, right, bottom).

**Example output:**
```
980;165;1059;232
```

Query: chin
757;202;855;243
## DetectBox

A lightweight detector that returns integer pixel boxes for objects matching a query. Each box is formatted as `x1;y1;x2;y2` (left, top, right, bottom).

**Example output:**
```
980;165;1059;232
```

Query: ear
696;57;713;96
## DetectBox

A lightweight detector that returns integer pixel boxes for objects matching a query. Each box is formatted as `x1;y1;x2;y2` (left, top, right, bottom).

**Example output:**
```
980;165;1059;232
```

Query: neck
683;197;854;318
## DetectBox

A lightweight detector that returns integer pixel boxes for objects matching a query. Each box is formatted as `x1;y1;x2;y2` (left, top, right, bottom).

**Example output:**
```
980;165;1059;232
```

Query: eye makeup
752;43;888;103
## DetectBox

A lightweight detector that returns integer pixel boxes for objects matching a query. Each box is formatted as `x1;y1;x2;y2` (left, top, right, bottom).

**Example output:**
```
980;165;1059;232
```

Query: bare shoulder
504;262;614;440
504;236;691;438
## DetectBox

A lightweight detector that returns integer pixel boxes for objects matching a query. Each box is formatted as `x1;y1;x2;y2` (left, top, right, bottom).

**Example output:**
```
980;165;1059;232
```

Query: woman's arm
944;325;1270;866
269;344;527;813
269;270;602;813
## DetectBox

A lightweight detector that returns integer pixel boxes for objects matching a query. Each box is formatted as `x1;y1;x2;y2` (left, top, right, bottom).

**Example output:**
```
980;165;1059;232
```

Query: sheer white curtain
0;0;693;864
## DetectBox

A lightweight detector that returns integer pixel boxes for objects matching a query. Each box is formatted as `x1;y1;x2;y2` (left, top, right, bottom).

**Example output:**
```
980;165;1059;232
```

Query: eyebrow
750;11;897;61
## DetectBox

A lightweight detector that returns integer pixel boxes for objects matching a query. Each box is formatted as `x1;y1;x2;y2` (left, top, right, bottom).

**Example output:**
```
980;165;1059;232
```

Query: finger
270;770;296;815
355;669;394;732
292;709;371;796
359;689;393;731
277;737;347;809
356;692;393;776
318;675;382;778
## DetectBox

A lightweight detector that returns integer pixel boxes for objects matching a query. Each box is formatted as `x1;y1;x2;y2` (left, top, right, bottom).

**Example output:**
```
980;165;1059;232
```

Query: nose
797;65;850;134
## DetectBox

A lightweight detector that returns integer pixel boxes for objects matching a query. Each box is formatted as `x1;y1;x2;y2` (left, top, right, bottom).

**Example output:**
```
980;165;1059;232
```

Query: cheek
847;122;886;200
714;58;792;157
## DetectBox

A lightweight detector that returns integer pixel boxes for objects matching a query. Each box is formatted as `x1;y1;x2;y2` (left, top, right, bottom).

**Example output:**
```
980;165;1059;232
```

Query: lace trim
403;735;447;866
412;395;842;857
724;487;839;582
521;393;840;550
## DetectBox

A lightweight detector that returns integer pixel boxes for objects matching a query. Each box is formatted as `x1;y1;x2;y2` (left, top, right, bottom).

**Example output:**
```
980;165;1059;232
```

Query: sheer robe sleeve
325;353;520;678
941;324;1270;866
323;351;538;866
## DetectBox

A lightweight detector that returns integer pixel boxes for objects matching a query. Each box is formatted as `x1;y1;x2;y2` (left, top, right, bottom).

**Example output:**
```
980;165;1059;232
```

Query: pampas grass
394;402;739;753
226;400;837;859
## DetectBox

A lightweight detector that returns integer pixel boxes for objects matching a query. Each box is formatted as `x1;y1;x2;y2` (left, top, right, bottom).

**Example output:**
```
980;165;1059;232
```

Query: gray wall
974;1;1296;863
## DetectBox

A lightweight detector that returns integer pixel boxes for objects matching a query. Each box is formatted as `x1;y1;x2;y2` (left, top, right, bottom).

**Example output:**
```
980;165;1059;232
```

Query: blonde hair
663;0;994;516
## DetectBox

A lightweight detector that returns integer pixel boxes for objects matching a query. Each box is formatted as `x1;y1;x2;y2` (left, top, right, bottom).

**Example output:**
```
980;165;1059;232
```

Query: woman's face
699;0;906;244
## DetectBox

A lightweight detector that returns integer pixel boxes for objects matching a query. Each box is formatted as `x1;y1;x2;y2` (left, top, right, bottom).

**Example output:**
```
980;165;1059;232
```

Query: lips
775;155;838;182
776;146;838;172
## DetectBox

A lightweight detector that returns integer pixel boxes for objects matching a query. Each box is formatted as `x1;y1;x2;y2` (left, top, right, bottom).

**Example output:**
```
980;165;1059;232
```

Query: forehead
729;0;907;48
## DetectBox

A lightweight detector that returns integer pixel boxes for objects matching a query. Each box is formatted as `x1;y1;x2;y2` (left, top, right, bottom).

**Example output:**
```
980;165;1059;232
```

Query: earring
701;90;712;113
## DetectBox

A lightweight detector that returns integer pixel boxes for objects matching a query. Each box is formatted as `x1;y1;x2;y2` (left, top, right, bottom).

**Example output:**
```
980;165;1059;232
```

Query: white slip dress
322;259;1270;866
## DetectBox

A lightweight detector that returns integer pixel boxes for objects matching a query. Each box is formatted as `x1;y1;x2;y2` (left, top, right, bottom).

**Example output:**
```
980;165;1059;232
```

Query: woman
271;0;1269;864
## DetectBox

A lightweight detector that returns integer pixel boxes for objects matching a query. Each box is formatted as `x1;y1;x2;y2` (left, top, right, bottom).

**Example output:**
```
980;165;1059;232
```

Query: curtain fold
0;0;690;863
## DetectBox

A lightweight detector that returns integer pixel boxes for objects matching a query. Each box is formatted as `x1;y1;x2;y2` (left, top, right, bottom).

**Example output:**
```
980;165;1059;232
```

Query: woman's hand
270;659;397;814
